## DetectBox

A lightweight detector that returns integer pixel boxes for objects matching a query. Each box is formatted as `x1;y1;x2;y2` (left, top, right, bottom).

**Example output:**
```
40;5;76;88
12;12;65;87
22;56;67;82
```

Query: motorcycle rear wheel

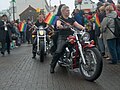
79;47;103;82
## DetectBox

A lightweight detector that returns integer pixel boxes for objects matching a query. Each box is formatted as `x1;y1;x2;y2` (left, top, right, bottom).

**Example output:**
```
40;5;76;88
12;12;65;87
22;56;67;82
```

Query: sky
0;0;99;11
0;0;11;11
47;0;99;13
0;0;118;12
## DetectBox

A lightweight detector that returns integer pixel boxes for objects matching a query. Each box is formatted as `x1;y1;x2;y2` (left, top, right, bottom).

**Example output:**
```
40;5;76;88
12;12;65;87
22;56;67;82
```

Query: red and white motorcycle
58;27;103;81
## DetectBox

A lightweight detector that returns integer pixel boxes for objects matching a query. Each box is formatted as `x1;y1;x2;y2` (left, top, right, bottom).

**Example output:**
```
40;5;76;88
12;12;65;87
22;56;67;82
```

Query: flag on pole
94;13;100;28
19;22;27;32
44;13;59;25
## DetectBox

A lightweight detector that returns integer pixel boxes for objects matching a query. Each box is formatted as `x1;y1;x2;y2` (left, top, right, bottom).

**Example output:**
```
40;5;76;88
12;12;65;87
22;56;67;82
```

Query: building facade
9;0;49;21
19;5;38;22
75;0;97;12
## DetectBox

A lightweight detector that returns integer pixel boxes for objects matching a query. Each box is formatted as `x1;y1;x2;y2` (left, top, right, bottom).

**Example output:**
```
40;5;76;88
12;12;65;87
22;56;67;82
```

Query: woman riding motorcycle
50;5;85;73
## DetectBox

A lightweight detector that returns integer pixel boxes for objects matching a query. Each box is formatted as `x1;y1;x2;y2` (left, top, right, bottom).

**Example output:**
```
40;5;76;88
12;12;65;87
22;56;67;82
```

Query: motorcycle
34;25;50;62
58;27;103;81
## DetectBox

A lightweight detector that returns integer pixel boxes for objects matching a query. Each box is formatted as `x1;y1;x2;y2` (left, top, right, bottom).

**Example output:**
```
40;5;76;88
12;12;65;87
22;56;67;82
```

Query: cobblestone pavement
0;44;120;90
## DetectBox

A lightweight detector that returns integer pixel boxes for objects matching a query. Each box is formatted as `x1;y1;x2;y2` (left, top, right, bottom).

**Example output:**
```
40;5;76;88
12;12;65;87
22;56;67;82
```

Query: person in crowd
101;5;120;64
85;12;95;41
32;12;47;59
93;6;105;57
19;20;26;43
98;5;106;57
13;22;21;46
72;9;84;26
97;1;104;8
99;6;106;22
50;4;66;54
26;19;32;44
0;14;13;55
107;0;117;10
116;4;120;17
50;5;85;73
99;5;112;59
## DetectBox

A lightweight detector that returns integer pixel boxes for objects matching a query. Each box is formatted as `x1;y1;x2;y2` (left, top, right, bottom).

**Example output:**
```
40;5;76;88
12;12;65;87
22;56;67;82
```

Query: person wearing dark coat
72;9;84;26
26;19;32;44
0;14;13;56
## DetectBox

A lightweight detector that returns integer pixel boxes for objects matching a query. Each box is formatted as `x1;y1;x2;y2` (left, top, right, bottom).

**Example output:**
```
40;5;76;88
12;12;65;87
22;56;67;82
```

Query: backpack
107;16;120;38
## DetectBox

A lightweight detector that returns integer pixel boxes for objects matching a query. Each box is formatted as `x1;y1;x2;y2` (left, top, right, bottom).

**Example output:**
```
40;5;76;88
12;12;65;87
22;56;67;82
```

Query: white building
75;0;97;12
0;9;11;20
9;0;49;20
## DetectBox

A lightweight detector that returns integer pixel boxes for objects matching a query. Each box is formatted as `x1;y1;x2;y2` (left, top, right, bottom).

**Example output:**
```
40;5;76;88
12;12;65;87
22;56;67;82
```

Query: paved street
0;44;120;90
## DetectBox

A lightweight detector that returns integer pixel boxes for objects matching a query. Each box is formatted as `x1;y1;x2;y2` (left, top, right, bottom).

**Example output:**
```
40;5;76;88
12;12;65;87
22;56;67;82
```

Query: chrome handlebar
33;25;48;30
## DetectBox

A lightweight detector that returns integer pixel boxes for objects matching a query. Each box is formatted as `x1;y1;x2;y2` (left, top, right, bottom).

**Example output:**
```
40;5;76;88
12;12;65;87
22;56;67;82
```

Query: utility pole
12;0;15;21
78;0;82;10
7;9;11;20
49;0;51;8
59;0;61;5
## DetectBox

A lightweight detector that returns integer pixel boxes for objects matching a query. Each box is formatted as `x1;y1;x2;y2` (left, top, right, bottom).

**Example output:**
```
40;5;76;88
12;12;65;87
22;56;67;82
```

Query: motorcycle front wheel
79;47;103;82
40;41;44;62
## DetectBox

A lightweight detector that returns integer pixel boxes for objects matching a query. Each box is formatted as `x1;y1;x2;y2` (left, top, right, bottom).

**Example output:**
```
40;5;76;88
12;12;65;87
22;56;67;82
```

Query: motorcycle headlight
82;32;90;41
32;35;35;38
39;30;44;36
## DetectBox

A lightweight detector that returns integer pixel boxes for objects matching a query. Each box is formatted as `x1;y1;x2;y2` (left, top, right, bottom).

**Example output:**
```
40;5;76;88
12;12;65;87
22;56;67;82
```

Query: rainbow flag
19;22;27;32
94;13;100;27
44;13;59;25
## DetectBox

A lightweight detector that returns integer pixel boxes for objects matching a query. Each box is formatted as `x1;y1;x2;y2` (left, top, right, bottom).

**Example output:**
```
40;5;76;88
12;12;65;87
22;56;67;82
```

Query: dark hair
107;0;114;4
39;11;44;15
2;14;7;17
38;12;45;19
27;18;31;21
97;2;103;7
56;4;65;16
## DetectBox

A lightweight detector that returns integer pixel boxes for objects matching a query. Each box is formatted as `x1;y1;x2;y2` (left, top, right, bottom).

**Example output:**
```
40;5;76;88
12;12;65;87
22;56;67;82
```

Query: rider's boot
50;53;60;73
50;66;55;73
32;53;36;59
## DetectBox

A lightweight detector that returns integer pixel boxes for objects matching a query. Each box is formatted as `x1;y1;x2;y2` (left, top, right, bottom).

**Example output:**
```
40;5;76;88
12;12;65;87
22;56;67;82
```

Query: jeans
20;32;26;43
107;38;120;63
50;37;67;68
50;32;58;53
97;37;105;54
